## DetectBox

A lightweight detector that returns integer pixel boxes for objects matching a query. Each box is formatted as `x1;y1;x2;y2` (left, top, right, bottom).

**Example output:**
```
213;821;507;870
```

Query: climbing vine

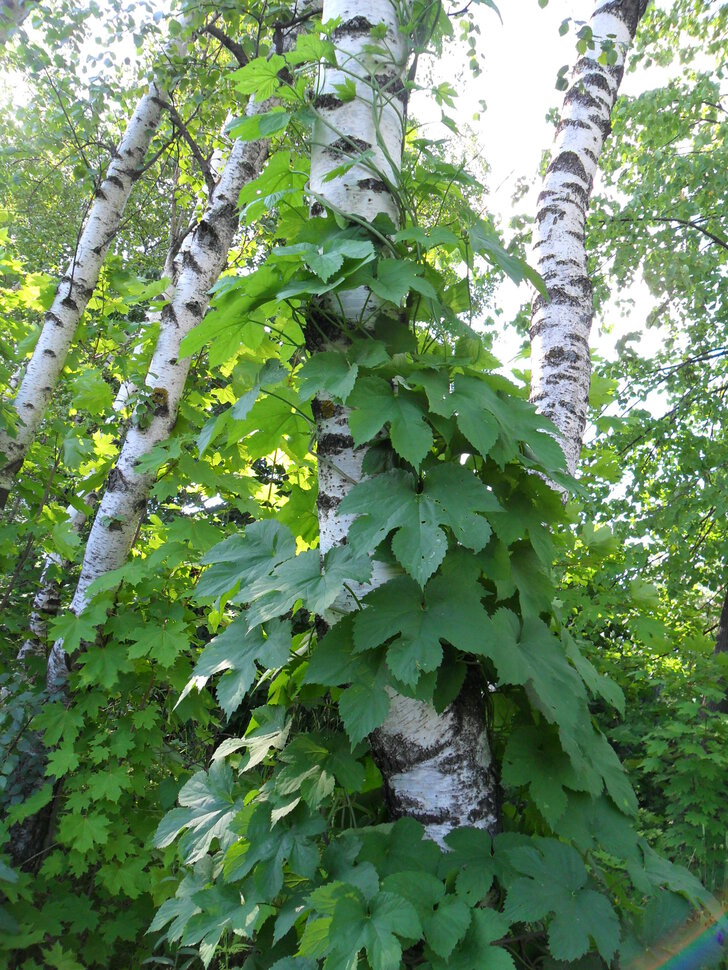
150;9;707;968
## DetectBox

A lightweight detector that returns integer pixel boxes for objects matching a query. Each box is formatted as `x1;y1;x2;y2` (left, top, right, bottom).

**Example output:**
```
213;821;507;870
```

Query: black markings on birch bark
0;86;167;504
371;675;500;839
529;0;649;476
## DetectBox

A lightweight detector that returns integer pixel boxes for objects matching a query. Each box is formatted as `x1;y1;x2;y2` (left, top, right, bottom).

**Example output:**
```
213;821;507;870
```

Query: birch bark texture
0;89;170;508
45;14;307;691
310;0;499;847
529;0;649;475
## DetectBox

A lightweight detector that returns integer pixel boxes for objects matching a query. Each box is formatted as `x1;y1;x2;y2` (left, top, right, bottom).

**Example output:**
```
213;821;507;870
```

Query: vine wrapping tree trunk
529;0;649;474
309;0;499;846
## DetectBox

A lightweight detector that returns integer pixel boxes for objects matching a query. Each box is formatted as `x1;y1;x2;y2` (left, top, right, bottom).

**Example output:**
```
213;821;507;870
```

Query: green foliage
147;108;705;963
0;2;723;969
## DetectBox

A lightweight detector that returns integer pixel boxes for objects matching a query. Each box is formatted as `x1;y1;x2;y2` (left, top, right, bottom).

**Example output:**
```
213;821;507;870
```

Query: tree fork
44;10;310;693
0;15;196;508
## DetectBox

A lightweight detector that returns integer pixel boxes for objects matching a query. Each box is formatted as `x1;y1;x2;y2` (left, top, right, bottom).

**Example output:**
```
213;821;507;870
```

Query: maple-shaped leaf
86;762;131;804
58;812;110;853
49;597;111;655
98;855;148;900
347;376;433;468
233;54;287;97
340;468;498;587
245;544;371;627
126;618;190;667
338;681;391;746
298;351;358;402
35;702;83;746
308;883;422;970
43;942;85;970
154;761;245;865
368;258;437;305
77;643;134;690
276;733;366;804
196;520;297;603
429;907;514;970
501;726;581;827
353;557;489;687
223;803;325;894
441;827;497;903
502;839;620;963
419;371;564;472
480;612;590;742
179;617;291;720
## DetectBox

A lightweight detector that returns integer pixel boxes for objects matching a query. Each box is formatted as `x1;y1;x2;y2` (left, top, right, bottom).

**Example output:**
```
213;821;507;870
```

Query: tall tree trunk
0;23;195;508
309;0;499;847
529;0;649;475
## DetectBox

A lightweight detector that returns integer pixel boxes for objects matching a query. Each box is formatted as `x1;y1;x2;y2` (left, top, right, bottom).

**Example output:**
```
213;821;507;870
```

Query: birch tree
0;17;193;508
45;11;310;695
307;0;498;843
148;3;708;968
529;0;649;473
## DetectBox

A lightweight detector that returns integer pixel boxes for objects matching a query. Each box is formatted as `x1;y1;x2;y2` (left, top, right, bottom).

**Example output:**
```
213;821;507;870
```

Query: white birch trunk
529;0;649;475
311;0;499;847
0;9;197;508
0;88;166;508
46;15;307;692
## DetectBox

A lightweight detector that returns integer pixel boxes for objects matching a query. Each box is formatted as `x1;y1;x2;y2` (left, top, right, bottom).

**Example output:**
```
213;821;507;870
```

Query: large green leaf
154;761;245;864
179;617;292;719
502;839;620;963
339;467;498;586
244;543;372;627
347;376;433;468
353;557;489;688
196;521;297;602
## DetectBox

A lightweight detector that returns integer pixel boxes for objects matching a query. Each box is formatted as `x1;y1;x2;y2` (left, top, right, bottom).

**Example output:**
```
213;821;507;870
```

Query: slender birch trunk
5;246;182;870
529;0;649;475
0;18;197;508
310;0;499;847
46;15;307;693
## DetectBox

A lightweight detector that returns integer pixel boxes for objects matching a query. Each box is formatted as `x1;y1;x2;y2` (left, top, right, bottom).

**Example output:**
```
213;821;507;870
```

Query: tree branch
205;23;249;67
163;102;216;194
